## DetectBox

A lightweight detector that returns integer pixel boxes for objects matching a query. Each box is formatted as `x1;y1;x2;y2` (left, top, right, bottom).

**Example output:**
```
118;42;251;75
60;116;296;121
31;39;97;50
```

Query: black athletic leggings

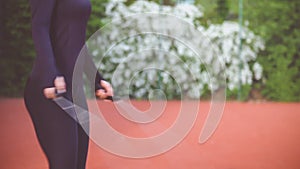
24;82;89;169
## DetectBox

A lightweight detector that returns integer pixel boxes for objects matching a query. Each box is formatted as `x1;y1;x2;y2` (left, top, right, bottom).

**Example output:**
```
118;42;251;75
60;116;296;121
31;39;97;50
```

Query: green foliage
196;0;300;101
196;0;230;23
195;0;219;24
0;0;33;96
243;0;300;101
216;0;229;20
226;85;251;101
150;0;177;6
86;0;109;38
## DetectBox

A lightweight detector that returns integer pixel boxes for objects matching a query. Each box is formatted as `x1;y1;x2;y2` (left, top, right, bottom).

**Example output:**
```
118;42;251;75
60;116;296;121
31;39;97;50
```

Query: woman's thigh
25;95;81;169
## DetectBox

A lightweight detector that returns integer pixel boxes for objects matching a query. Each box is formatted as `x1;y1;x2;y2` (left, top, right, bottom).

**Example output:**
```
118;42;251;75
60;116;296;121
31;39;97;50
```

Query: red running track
0;98;300;169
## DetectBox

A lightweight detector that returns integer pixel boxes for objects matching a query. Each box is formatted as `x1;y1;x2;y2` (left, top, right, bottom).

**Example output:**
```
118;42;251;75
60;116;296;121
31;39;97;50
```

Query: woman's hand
43;76;66;99
95;80;114;101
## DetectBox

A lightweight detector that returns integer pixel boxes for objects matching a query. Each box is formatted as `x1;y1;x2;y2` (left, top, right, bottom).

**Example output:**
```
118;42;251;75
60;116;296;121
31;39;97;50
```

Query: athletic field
1;98;299;169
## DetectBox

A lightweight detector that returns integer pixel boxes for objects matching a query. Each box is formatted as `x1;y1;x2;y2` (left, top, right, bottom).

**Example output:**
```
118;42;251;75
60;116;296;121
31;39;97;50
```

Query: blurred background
1;1;299;169
1;0;299;101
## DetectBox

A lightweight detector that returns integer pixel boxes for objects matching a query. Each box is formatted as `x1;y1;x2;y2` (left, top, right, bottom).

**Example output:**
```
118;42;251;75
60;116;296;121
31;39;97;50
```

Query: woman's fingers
43;87;56;99
100;80;114;96
96;80;114;101
54;76;66;93
44;78;113;100
43;76;67;99
96;89;106;99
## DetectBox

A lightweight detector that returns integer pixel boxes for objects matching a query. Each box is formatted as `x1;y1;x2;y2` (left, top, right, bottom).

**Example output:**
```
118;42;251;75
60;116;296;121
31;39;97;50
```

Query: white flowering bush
86;0;264;99
205;22;264;90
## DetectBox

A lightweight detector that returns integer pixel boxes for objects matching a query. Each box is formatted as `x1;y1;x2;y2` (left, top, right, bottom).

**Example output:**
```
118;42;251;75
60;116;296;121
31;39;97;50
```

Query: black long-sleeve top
29;0;103;95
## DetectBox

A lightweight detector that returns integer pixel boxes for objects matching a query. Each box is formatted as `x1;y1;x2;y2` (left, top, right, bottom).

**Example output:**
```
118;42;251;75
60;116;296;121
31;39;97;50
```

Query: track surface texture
0;98;300;169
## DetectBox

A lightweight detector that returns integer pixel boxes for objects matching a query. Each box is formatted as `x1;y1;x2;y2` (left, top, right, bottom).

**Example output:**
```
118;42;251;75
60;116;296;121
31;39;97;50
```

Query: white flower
89;0;264;99
253;62;263;80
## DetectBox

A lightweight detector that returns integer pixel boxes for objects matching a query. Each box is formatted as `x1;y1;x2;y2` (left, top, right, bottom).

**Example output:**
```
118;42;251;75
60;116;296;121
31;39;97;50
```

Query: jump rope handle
53;89;119;101
55;88;66;97
45;77;119;101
